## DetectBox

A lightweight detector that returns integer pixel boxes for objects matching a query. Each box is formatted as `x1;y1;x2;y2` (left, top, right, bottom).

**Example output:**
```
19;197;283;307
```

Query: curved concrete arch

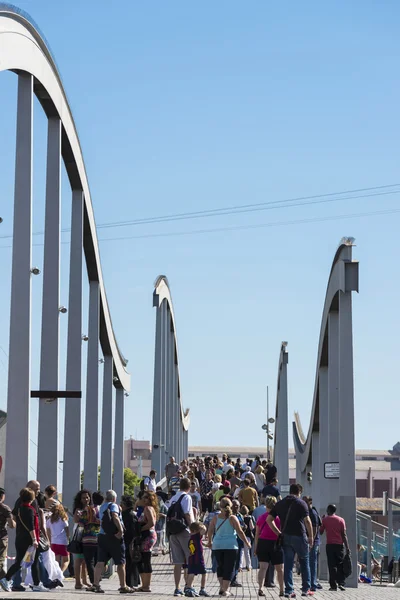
292;239;359;587
152;276;189;476
0;6;130;390
1;6;130;510
292;241;358;472
273;342;289;492
153;276;190;431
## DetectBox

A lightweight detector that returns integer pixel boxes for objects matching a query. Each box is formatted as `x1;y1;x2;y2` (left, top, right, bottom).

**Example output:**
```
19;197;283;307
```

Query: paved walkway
0;551;399;599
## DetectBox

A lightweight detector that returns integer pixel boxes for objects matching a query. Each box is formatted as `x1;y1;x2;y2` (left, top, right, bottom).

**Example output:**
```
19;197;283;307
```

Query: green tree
79;467;140;496
124;468;141;497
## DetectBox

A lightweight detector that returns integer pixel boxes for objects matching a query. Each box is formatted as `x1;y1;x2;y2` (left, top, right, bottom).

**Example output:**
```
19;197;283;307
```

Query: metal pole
83;281;100;491
388;502;393;561
63;190;83;510
37;116;61;488
100;356;113;492
366;516;372;579
5;73;33;505
113;387;124;498
267;385;270;461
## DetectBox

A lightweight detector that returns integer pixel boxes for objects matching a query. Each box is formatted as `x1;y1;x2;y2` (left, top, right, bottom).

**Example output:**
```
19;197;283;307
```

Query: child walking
185;522;209;597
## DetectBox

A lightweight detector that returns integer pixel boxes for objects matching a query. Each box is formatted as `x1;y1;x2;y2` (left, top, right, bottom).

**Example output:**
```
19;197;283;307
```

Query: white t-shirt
46;518;68;545
144;477;157;492
222;463;234;474
169;491;193;522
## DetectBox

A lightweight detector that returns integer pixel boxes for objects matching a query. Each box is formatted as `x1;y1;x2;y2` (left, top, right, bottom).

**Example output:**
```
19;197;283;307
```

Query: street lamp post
267;386;270;461
261;386;275;461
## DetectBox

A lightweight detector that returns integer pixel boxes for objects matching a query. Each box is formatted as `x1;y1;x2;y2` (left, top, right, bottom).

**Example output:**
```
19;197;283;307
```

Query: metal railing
357;504;400;581
388;499;400;562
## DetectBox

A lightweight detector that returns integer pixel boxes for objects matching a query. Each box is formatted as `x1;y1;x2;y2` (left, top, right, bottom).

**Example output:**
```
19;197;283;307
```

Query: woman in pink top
254;496;284;597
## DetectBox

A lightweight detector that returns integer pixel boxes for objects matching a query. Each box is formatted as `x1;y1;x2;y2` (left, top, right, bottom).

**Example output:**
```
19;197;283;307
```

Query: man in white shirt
143;470;157;492
168;478;193;596
222;459;234;475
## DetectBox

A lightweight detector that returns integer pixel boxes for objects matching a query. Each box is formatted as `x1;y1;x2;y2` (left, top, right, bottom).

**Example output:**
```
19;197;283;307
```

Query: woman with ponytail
208;498;250;597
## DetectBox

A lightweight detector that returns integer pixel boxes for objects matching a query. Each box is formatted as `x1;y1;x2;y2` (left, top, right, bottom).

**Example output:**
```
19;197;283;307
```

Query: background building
124;438;151;478
189;444;400;500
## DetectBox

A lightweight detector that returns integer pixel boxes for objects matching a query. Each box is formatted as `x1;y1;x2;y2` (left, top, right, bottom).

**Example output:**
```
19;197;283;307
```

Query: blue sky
0;1;399;479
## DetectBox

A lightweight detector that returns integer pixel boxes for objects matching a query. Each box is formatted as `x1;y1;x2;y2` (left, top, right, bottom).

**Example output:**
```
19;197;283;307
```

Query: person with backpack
166;477;194;596
141;471;157;493
92;490;134;594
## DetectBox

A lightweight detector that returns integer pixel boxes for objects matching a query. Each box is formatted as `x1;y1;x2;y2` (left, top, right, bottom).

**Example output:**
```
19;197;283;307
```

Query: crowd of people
0;453;351;597
162;454;351;598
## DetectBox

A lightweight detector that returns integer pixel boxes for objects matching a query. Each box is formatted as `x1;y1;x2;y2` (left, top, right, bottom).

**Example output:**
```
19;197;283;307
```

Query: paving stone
1;550;398;599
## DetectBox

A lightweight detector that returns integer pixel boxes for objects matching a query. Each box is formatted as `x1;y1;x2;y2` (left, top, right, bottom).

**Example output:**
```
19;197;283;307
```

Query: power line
94;185;400;229
0;200;399;251
0;183;398;240
95;206;400;241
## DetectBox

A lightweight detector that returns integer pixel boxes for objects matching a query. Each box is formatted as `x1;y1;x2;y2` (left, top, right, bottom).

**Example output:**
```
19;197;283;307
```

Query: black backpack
166;495;187;535
101;503;119;535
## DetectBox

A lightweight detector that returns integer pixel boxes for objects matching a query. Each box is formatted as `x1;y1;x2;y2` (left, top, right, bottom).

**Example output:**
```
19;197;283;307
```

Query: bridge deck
1;551;399;599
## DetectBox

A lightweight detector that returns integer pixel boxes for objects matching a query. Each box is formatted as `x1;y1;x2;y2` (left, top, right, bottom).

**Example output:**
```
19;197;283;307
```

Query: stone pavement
0;551;398;599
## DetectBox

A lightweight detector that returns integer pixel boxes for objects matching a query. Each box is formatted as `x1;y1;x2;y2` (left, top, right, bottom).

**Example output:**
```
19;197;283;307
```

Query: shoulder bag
274;501;294;550
67;525;83;554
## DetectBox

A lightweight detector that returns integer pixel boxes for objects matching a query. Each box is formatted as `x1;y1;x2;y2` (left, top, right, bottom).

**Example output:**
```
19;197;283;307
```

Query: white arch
292;241;358;471
291;238;359;588
153;275;189;431
0;6;130;390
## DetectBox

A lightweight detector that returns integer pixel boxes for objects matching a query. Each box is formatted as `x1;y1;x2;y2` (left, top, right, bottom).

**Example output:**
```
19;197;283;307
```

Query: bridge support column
113;387;124;498
170;340;176;463
318;366;329;580
37;116;62;488
100;356;113;492
5;73;33;503
339;289;357;588
63;190;83;510
275;347;289;492
166;319;174;461
161;302;168;468
328;311;340;506
152;304;163;475
174;368;179;463
84;281;100;491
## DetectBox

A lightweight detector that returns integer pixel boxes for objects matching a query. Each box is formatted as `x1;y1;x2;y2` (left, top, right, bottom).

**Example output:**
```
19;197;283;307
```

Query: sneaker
54;579;64;588
0;578;11;592
32;585;51;592
302;593;314;597
174;590;184;597
284;594;296;599
12;585;26;592
316;584;323;590
338;586;345;591
199;590;210;597
185;589;198;598
230;581;242;587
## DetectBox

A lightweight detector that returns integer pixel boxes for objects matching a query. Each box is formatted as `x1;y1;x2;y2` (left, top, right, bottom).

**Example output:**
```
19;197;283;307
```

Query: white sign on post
280;484;290;494
324;462;340;479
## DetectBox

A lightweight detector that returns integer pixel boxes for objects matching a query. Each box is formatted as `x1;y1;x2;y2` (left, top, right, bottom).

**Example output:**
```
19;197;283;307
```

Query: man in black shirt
265;461;277;484
261;478;282;501
267;483;313;598
0;488;15;580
